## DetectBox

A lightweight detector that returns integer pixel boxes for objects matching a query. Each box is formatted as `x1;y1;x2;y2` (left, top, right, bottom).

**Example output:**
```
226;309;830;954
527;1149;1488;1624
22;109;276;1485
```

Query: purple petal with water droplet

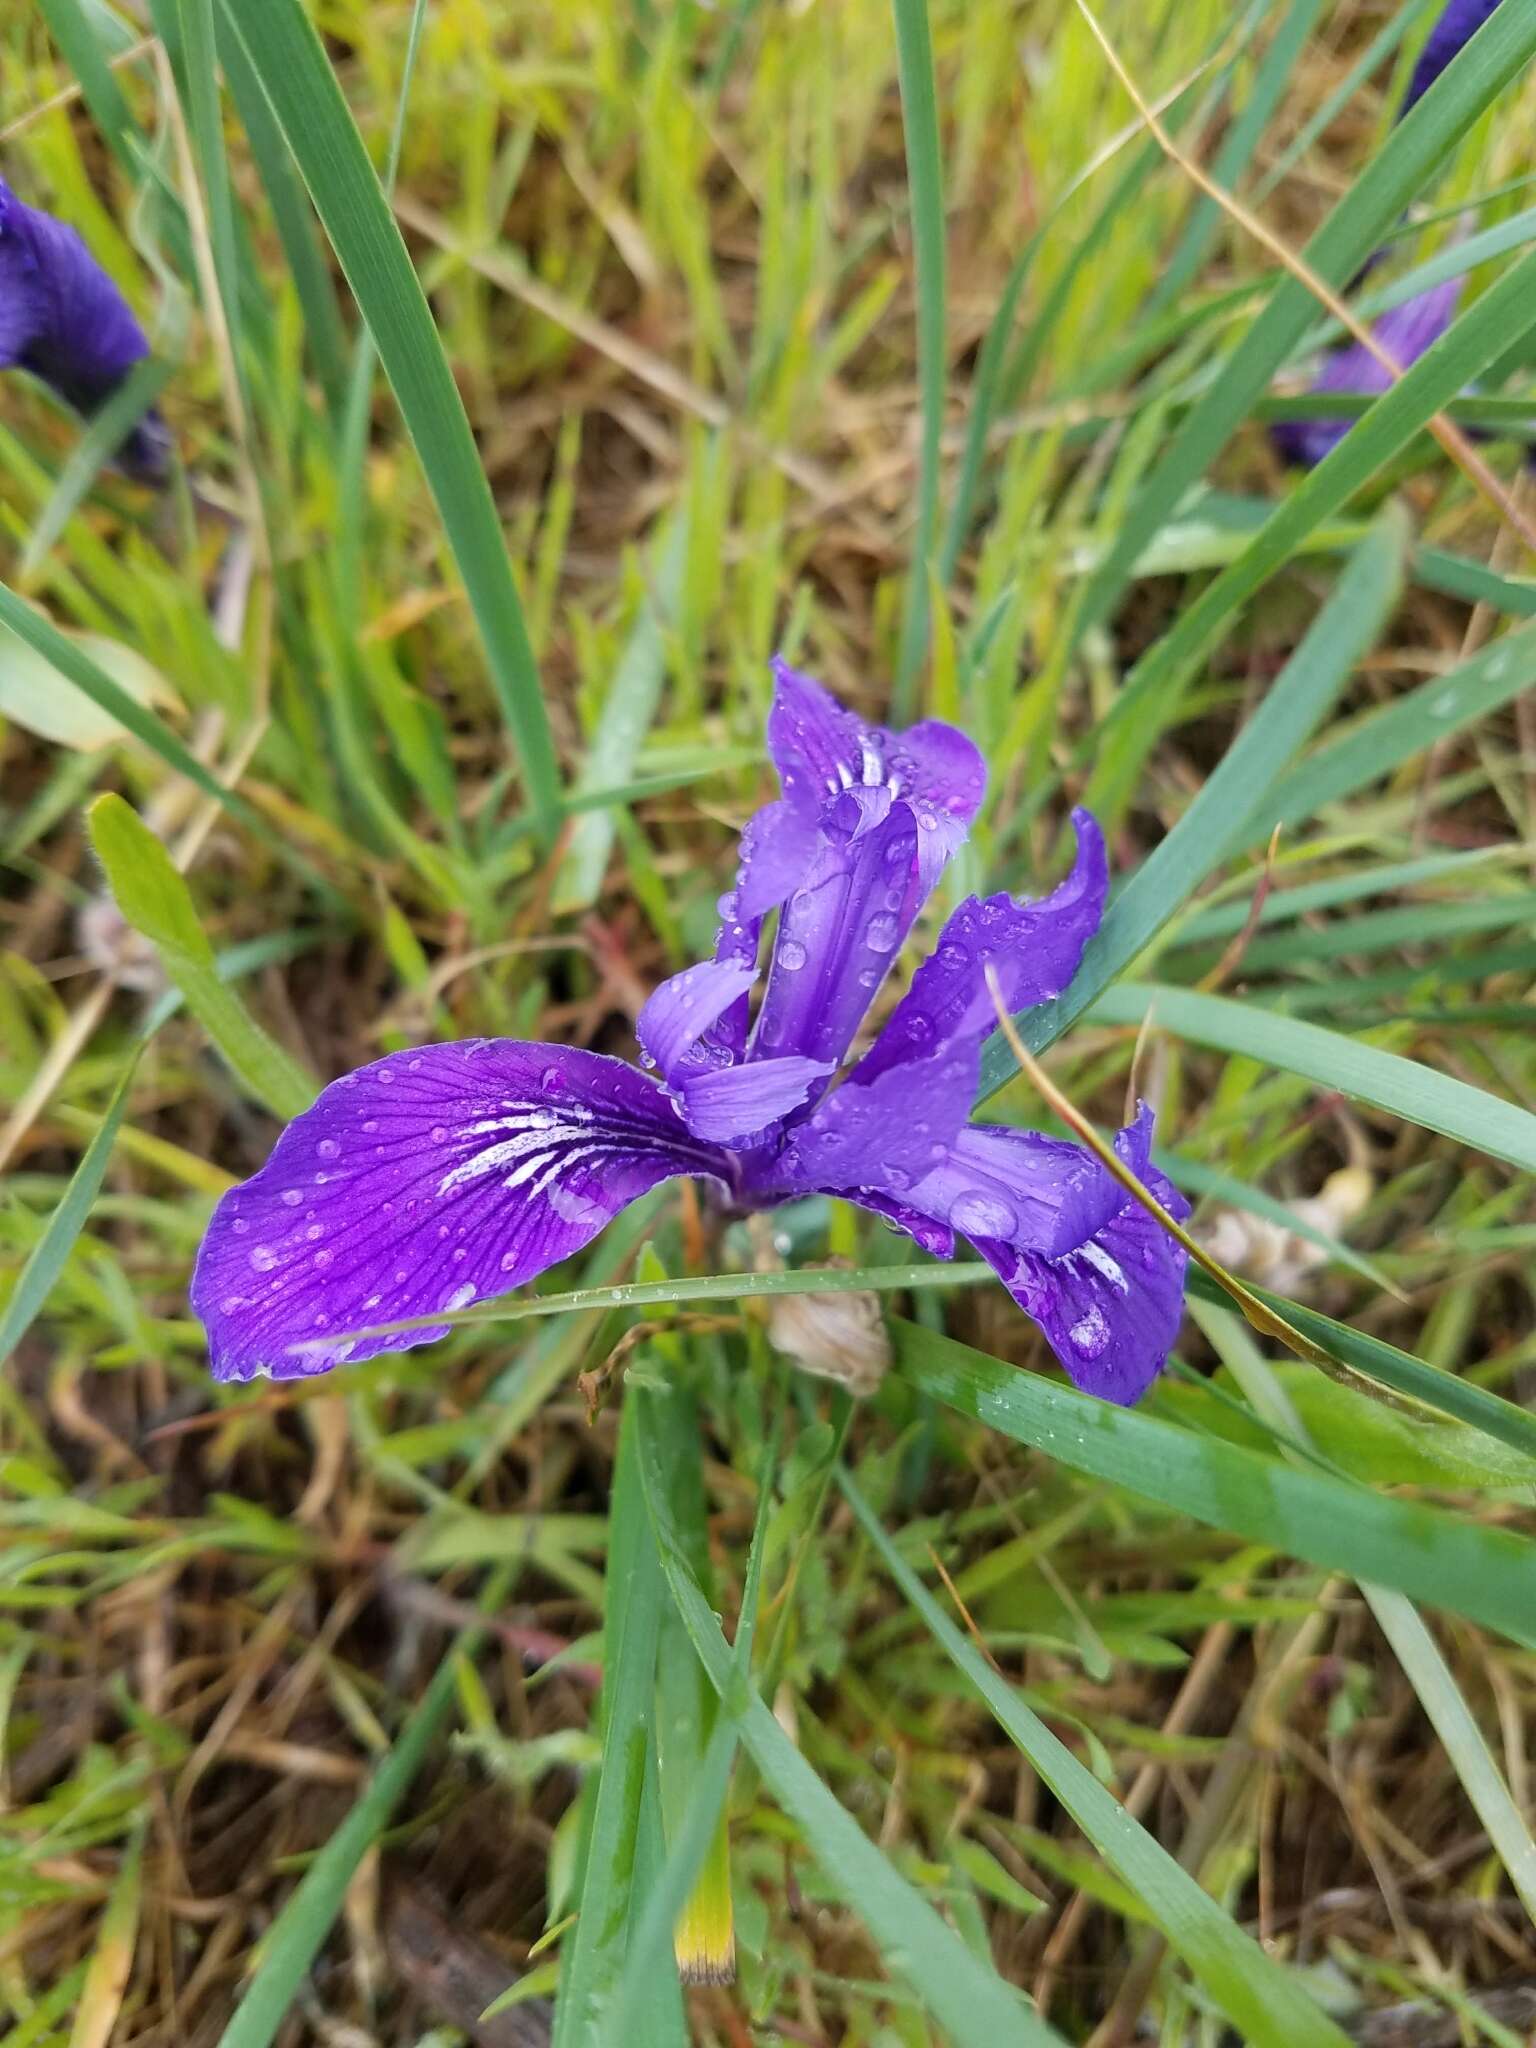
190;1041;731;1384
637;958;758;1088
854;810;1107;1086
679;1054;833;1144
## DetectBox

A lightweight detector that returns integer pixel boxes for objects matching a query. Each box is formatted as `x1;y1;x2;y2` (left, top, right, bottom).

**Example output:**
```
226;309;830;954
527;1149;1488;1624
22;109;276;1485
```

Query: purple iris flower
1402;0;1506;118
191;665;1190;1405
0;176;169;481
1270;277;1463;468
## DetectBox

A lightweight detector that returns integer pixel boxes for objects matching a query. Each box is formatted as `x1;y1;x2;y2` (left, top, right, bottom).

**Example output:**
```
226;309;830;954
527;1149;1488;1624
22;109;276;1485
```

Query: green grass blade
0;1057;138;1373
839;1469;1353;2048
551;1395;671;2047
214;1630;477;2048
633;1387;1069;2048
1257;619;1536;834
1365;1590;1536;1922
889;0;946;720
1065;0;1536;655
0;584;267;840
216;10;349;420
1087;982;1536;1173
218;0;561;838
553;516;686;915
37;0;142;174
1086;238;1536;818
892;1320;1536;1649
978;513;1406;1091
87;794;317;1120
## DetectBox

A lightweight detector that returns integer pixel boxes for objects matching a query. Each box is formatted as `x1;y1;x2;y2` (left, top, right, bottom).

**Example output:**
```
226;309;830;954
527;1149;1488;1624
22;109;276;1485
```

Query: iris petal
853;810;1107;1086
190;1042;732;1383
0;178;165;478
1271;279;1462;469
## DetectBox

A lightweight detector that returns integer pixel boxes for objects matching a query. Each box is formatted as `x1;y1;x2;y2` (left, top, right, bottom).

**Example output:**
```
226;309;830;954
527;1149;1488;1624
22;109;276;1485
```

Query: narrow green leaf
215;1630;477;2048
839;1470;1353;2048
217;0;561;838
978;514;1406;1090
87;794;316;1120
0;584;266;838
1066;0;1536;654
551;1398;669;2047
892;1320;1536;1649
1085;983;1536;1174
634;1388;1067;2048
0;1059;138;1373
1087;238;1536;816
889;0;946;719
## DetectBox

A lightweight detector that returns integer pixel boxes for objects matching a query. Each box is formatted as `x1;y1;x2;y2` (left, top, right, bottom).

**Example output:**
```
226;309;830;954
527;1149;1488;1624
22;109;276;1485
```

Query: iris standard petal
1271;278;1463;468
637;958;758;1088
1402;0;1505;117
745;666;987;1071
190;1041;732;1383
679;1053;833;1144
853;810;1108;1086
0;178;166;479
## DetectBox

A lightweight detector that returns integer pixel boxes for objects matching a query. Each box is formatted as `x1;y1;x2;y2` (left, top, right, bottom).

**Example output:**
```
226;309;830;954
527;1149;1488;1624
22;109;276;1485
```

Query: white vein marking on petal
436;1114;602;1196
1079;1242;1130;1292
860;739;884;787
835;759;854;790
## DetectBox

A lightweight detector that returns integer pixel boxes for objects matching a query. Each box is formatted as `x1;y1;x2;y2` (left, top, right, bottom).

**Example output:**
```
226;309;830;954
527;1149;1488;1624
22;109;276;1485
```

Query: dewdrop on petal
766;1259;891;1397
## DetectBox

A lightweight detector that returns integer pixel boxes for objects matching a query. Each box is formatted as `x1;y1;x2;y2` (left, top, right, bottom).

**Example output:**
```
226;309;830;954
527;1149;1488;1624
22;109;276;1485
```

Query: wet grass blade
840;1469;1352;2048
889;0;946;720
892;1319;1536;1649
215;1633;478;2048
1065;1;1536;657
978;513;1406;1089
1086;983;1536;1174
88;794;317;1120
0;1058;138;1373
550;1394;673;2047
634;1385;1069;2048
218;0;562;839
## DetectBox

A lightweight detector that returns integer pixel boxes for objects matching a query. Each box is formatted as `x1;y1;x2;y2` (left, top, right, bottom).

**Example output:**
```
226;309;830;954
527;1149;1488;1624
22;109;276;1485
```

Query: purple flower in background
1270;278;1463;468
1402;0;1506;119
0;176;169;481
192;665;1190;1404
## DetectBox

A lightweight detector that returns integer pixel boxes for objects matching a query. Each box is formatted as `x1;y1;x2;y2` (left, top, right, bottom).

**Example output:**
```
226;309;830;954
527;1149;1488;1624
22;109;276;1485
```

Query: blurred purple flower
0;175;169;481
1402;0;1506;118
192;665;1190;1404
1271;277;1463;468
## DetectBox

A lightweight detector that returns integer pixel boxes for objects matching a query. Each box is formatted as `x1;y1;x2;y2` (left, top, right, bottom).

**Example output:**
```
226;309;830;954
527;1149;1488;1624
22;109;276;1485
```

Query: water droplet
500;1250;519;1271
317;1138;339;1159
1069;1305;1109;1356
431;1125;447;1144
221;1295;245;1313
452;1245;468;1262
939;943;965;968
249;1246;278;1272
951;1192;1017;1239
886;1165;912;1191
541;1067;566;1094
857;966;880;988
865;912;900;953
313;1248;332;1267
378;1069;394;1085
280;1189;302;1208
362;1119;379;1134
231;1217;249;1235
907;1016;932;1044
305;1223;322;1241
447;1282;476;1311
883;885;904;911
